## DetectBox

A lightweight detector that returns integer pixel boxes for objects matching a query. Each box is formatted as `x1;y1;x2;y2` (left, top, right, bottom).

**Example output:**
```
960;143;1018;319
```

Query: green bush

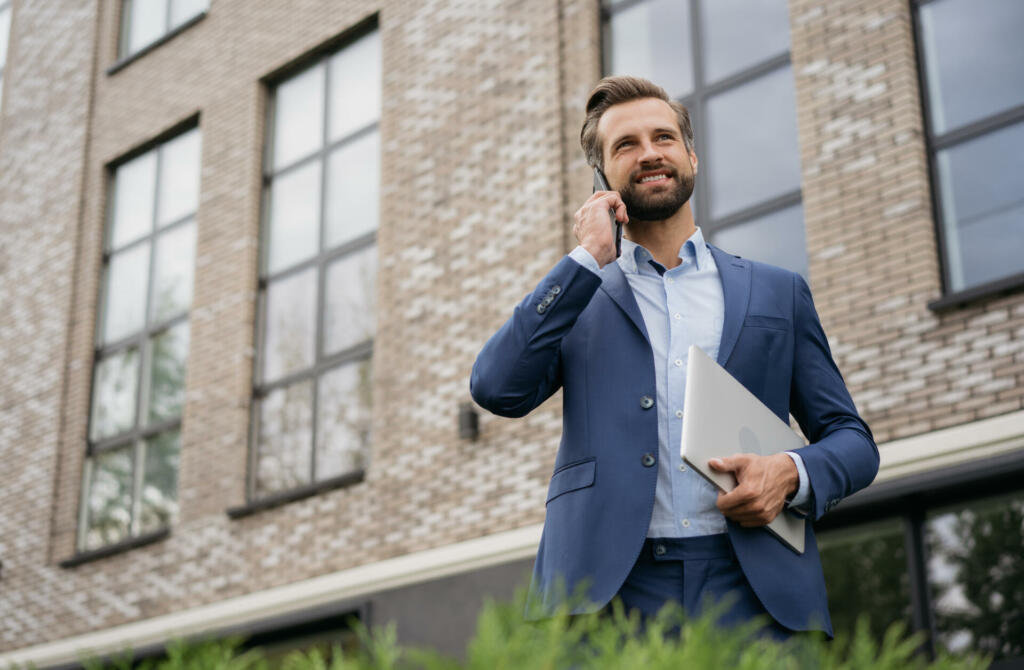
13;595;990;670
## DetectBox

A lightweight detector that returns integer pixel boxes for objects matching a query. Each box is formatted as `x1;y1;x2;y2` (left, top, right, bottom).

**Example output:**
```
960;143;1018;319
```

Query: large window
118;0;208;59
819;486;1024;663
0;0;11;112
602;0;807;277
915;0;1024;298
80;126;201;552
251;29;380;502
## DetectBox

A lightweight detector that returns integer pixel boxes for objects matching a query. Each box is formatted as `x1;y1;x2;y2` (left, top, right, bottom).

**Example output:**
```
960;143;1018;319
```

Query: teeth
640;174;667;183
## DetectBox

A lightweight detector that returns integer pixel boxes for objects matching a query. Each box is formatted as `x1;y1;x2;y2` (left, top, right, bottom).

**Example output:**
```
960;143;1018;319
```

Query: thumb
708;457;735;472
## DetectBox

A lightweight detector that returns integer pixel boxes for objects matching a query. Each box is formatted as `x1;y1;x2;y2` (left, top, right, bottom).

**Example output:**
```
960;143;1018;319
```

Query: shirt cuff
784;451;811;514
569;245;601;275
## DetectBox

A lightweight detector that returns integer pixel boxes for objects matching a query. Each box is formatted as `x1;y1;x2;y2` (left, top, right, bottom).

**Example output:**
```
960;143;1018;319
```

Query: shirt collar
617;227;711;275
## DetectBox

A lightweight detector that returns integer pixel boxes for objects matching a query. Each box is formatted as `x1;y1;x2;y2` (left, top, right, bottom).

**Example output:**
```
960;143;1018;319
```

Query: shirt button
675;410;683;418
681;519;691;528
674;359;683;367
678;463;686;472
674;313;681;320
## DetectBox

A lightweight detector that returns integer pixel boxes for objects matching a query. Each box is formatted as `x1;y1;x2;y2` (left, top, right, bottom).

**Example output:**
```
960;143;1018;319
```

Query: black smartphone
592;167;622;259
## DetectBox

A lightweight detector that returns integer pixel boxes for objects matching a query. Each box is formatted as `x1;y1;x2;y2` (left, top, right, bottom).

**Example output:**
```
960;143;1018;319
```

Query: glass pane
605;0;693;100
262;267;317;383
84;447;134;550
102;243;150;343
150;221;196;323
328;31;381;142
272;63;325;169
0;7;11;69
317;359;372;480
819;519;912;642
147;322;189;424
926;493;1024;661
706;65;801;218
256;380;313;495
90;348;140;441
701;0;790;84
127;0;168;54
139;430;180;533
157;128;201;227
936;121;1024;292
709;204;807;278
111;151;157;249
266;160;322;274
169;0;207;28
324;245;377;354
324;130;380;248
919;0;1024;134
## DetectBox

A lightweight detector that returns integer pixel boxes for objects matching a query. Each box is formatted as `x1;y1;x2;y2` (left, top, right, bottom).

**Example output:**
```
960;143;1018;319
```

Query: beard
619;166;695;222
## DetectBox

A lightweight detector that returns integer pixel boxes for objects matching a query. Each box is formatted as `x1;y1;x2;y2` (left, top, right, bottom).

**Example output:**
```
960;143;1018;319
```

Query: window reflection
706;65;801;218
262;268;317;384
926;493;1024;660
84;447;134;550
317;360;373;480
140;430;181;534
323;246;377;355
819;519;913;642
700;0;790;84
709;204;807;278
936;120;1024;292
256;381;314;495
604;0;693;100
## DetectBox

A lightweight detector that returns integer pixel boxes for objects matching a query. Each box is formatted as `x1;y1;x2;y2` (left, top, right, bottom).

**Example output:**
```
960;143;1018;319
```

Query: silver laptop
680;345;806;554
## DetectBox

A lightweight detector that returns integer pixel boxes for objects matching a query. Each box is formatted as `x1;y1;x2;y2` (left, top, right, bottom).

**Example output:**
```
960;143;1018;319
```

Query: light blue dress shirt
569;228;809;538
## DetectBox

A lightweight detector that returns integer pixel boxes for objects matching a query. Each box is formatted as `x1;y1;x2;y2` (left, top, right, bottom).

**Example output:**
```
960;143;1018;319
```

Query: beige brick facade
0;0;1021;659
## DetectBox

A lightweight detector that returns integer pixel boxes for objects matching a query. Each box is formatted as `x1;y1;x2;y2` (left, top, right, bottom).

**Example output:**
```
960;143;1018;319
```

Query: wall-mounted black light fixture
458;402;480;441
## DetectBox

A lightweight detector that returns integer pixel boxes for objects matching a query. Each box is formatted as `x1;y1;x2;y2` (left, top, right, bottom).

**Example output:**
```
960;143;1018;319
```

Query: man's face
597;98;697;222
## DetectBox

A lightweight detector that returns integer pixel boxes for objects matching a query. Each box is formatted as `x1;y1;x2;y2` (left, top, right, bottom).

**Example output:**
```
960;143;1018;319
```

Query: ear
689;151;698;173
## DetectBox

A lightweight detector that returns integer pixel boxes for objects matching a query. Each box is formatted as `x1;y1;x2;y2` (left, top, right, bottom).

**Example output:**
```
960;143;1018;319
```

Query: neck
623;202;696;269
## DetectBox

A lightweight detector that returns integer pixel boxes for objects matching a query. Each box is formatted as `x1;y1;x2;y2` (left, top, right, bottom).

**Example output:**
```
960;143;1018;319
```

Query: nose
637;138;663;165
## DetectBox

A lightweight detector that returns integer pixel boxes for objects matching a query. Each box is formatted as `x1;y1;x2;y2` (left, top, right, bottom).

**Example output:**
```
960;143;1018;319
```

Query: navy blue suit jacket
470;245;878;635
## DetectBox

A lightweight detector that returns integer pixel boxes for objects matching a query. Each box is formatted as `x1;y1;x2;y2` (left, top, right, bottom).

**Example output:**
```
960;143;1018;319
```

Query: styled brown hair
580;76;695;169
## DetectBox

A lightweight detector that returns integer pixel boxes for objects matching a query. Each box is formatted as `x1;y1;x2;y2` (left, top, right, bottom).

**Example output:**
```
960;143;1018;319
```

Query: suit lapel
709;244;751;368
599;261;651;345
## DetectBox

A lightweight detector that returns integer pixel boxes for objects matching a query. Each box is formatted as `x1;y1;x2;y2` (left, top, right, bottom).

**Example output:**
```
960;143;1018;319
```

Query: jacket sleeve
788;273;879;520
470;255;603;418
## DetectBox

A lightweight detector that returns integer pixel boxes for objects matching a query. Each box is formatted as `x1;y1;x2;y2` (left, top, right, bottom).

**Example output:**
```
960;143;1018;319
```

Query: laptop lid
680;345;806;554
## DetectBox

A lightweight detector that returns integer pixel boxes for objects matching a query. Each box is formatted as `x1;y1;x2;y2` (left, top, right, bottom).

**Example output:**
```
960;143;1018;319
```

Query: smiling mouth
638;174;669;183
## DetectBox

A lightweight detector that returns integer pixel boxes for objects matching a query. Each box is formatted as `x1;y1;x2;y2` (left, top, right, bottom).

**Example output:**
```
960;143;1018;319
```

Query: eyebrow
610;126;680;147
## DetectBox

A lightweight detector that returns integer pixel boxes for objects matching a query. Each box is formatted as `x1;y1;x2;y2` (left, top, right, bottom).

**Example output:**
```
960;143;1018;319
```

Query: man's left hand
709;453;798;527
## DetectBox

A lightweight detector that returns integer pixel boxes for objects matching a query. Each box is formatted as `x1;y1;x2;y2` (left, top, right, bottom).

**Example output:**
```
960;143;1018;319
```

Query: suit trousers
613;534;792;641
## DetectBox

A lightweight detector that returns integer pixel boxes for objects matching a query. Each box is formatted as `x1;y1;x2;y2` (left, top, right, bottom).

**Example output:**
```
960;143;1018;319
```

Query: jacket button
551;285;561;294
640;395;654;409
654;544;667;556
642;453;656;467
536;304;547;314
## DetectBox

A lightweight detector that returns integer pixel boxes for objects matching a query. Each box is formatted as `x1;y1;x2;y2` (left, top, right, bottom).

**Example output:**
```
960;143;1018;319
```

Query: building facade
0;0;1021;666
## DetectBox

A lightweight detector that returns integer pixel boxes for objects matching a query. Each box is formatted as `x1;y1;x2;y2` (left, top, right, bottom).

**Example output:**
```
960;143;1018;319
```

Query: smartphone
593;167;622;259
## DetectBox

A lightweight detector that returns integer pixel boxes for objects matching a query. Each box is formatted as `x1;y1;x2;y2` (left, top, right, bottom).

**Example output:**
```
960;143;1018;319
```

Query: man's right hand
573;191;628;268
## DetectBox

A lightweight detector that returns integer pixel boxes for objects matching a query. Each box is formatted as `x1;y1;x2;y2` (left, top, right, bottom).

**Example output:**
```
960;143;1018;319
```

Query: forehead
597;97;679;146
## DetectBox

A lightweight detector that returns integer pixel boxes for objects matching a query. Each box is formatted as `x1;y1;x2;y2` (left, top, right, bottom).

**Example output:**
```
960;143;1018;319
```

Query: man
470;76;877;637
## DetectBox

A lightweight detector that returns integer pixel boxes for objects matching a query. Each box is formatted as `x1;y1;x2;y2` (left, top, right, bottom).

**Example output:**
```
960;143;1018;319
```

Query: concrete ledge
0;524;543;668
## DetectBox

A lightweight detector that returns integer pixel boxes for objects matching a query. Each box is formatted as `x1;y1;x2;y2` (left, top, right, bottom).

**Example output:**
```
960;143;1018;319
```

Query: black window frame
109;0;209;74
75;116;201;559
817;448;1024;662
234;18;380;516
600;0;803;260
911;0;1024;311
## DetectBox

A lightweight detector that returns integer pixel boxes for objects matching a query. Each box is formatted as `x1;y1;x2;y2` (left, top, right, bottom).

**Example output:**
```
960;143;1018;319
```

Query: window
0;0;11;112
80;126;201;552
119;0;208;58
915;0;1024;297
602;0;807;277
251;29;380;501
819;486;1024;662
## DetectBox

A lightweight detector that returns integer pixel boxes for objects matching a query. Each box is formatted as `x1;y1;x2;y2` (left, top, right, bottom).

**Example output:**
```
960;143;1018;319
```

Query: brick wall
0;0;1021;652
788;0;1024;443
